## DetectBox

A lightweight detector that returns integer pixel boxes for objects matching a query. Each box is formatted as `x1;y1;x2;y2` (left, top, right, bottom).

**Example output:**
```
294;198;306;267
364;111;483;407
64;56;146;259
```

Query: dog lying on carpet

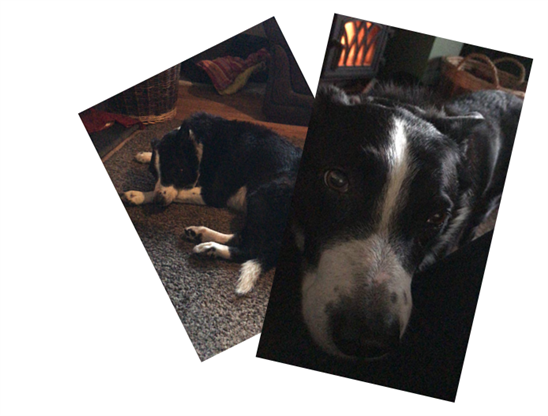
121;112;302;295
289;84;522;359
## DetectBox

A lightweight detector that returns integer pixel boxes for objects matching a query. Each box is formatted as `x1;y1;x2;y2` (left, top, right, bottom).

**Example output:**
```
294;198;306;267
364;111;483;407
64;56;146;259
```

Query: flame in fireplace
338;21;378;67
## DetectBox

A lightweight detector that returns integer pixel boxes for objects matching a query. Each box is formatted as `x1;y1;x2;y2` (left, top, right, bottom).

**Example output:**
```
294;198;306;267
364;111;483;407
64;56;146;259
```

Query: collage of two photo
79;14;531;402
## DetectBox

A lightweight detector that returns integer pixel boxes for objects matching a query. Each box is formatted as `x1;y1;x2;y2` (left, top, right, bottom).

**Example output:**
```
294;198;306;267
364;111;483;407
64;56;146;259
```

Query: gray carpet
103;120;275;361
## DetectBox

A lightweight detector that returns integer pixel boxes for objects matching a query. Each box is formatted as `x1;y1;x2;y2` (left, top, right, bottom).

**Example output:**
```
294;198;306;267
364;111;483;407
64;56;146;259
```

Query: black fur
296;84;521;269
282;84;522;359
176;113;300;210
178;113;300;272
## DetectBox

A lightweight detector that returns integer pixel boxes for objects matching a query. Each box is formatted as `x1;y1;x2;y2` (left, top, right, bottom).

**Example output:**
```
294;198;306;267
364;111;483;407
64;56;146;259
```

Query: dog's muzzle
153;192;170;206
153;183;178;206
301;236;413;360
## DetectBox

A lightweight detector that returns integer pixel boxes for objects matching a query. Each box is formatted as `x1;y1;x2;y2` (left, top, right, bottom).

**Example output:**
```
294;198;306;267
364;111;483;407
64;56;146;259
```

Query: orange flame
338;21;377;67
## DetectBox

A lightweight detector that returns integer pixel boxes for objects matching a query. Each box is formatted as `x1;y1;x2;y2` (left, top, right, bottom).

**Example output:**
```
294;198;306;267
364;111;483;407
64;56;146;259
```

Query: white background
1;1;547;415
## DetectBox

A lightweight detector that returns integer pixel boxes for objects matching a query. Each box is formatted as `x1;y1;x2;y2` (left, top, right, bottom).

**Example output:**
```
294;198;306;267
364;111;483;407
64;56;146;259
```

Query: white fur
121;190;154;205
154;183;179;205
226;186;247;212
196;142;204;163
185;226;233;244
173;187;205;205
193;242;231;259
302;235;413;357
235;260;262;295
380;118;415;230
135;151;152;164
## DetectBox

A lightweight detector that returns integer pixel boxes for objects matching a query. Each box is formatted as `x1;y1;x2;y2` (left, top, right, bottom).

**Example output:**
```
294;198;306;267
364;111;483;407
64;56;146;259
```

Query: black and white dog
121;112;302;295
290;84;522;359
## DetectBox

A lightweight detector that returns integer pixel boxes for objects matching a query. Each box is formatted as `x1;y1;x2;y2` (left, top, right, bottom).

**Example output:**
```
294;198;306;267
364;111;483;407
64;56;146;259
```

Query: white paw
184;226;207;242
121;190;145;205
192;242;219;257
134;151;152;164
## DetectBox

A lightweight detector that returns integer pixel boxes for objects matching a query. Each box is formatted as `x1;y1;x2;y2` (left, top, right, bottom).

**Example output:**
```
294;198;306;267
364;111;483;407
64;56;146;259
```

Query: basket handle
493;57;526;83
456;53;500;88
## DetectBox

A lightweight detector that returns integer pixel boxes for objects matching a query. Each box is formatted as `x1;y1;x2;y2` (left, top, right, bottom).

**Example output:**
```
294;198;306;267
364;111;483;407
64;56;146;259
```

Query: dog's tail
235;259;265;295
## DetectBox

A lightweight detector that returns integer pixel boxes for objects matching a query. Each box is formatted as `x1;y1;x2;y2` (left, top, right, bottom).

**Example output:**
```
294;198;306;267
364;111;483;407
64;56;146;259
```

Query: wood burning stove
321;15;392;83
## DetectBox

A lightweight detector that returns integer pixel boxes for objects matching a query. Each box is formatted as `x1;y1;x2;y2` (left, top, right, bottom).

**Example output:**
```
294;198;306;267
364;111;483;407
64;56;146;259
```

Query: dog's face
148;125;203;205
292;87;481;359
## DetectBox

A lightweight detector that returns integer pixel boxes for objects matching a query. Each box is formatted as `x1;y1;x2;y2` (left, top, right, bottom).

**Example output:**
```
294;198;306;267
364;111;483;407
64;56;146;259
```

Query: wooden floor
174;81;308;146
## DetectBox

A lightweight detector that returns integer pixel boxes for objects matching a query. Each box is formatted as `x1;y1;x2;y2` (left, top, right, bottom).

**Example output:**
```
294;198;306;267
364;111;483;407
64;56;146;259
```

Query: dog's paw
192;242;218;257
134;151;152;164
184;226;206;243
120;190;145;205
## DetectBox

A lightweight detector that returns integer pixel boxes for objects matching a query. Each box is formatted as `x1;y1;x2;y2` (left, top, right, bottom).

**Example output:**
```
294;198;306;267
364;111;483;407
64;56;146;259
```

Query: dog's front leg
120;190;155;205
173;187;205;205
119;152;155;205
184;226;234;244
121;187;205;206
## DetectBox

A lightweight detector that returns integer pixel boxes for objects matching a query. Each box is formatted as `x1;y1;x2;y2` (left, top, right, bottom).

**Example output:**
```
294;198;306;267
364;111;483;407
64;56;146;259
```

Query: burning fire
338;21;378;67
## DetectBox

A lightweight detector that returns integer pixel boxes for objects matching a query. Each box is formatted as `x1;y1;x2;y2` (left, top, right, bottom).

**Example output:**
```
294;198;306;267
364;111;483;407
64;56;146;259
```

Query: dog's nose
153;193;168;206
332;310;400;359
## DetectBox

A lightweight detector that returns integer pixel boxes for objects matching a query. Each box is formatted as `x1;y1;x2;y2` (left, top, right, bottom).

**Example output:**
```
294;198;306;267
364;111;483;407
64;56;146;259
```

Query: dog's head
148;123;203;206
292;85;485;359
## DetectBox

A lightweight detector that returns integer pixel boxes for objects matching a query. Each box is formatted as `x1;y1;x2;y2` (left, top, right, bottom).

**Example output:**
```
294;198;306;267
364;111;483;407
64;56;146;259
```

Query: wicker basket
108;64;181;125
441;53;527;99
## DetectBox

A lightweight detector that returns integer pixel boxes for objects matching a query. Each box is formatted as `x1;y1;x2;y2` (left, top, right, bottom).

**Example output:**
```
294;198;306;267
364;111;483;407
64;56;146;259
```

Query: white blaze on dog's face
149;127;203;206
152;150;178;205
293;87;466;359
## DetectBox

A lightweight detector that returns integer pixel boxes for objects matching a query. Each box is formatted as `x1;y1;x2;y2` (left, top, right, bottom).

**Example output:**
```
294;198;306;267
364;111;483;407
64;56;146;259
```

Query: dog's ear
173;124;197;148
366;97;430;117
427;111;486;147
312;85;361;126
316;84;361;106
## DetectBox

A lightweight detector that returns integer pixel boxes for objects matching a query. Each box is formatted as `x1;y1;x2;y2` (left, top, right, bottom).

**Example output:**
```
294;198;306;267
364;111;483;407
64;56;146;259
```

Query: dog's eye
426;210;450;227
418;210;451;247
324;169;349;192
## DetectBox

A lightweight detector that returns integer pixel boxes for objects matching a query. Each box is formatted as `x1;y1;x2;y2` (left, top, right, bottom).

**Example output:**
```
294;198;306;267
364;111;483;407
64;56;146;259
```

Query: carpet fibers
103;120;275;361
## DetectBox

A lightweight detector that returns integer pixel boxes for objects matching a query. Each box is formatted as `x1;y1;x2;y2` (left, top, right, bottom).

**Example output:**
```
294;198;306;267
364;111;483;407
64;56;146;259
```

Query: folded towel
197;48;270;95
